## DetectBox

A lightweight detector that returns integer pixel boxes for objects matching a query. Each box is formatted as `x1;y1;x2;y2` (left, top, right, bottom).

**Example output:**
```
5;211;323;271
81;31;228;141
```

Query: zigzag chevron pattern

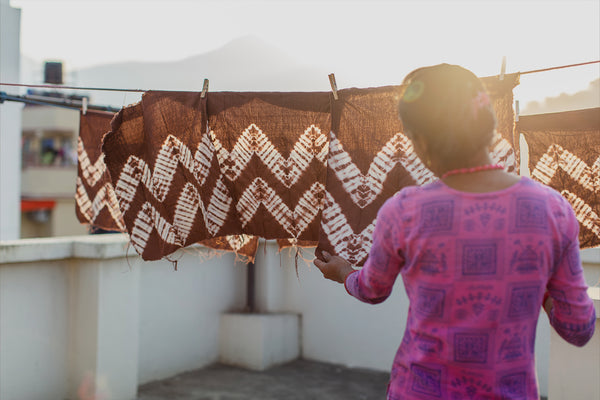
490;133;516;171
115;134;214;211
328;131;435;209
328;131;515;211
98;87;522;261
113;134;232;237
321;190;376;266
395;133;437;185
75;177;125;230
130;182;201;252
323;132;515;264
561;190;600;239
77;137;107;187
226;235;255;252
210;124;328;187
236;178;325;238
532;144;600;192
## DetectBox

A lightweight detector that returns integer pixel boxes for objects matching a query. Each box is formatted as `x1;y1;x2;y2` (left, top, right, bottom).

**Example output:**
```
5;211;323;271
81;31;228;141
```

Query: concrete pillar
68;249;140;400
254;240;289;312
220;241;300;371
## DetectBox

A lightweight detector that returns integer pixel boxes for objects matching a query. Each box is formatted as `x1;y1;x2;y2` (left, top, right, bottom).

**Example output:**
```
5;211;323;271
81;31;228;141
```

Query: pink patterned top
345;177;596;400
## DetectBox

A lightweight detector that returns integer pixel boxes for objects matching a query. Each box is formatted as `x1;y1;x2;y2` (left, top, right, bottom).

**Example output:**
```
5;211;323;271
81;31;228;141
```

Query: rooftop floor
137;359;390;400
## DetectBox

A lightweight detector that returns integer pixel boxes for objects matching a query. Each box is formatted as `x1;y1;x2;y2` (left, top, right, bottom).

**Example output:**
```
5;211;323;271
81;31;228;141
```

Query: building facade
0;0;22;240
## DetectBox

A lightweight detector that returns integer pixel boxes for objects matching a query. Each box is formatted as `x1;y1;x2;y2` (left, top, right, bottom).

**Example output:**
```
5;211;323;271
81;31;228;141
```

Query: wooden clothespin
82;97;88;115
500;56;506;81
328;73;338;100
201;79;209;98
515;100;520;122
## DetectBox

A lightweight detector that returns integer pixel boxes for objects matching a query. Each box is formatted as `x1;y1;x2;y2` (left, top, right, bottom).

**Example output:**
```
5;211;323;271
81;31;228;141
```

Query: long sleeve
345;196;405;304
547;202;596;347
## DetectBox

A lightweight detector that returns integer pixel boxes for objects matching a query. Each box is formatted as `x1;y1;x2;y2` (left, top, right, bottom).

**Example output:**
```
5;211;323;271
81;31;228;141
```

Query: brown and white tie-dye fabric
482;73;521;170
103;92;218;259
98;77;520;262
102;91;330;261
317;75;520;266
76;110;125;232
519;107;600;248
101;91;261;261
315;85;430;266
206;92;330;245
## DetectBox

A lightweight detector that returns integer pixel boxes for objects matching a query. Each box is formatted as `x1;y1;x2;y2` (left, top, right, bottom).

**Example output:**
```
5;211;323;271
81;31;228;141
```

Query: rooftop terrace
0;235;598;400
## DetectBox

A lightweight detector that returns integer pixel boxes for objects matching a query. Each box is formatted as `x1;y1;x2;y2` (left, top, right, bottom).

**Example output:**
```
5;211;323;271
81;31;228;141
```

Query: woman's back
315;64;596;400
357;177;596;399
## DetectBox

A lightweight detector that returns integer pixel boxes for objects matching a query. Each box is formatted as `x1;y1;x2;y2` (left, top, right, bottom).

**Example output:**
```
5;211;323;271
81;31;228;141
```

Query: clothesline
1;60;598;94
0;91;121;113
519;60;600;75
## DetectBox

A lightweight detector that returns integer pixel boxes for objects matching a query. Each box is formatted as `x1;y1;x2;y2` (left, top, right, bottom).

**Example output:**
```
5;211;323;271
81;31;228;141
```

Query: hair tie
403;80;425;103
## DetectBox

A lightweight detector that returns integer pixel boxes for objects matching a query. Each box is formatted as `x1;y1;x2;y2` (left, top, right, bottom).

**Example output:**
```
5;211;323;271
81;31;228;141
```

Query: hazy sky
8;0;600;105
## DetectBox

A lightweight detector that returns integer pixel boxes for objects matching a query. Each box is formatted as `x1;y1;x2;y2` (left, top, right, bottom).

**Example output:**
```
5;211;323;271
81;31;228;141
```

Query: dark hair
397;64;496;165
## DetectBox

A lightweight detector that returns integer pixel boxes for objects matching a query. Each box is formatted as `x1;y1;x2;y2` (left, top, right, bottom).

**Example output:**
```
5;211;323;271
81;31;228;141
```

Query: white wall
138;251;247;384
0;235;247;400
0;0;22;240
254;243;408;370
254;244;406;370
0;259;70;399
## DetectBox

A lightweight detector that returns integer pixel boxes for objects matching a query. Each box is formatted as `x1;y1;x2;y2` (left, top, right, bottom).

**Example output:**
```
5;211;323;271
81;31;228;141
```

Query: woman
314;64;595;400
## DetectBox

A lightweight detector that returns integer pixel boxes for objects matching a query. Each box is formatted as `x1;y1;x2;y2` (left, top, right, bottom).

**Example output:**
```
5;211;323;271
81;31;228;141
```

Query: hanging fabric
101;91;331;261
103;91;216;259
316;85;426;266
206;91;331;245
316;75;520;266
519;107;600;248
76;110;125;232
95;76;519;263
483;74;521;169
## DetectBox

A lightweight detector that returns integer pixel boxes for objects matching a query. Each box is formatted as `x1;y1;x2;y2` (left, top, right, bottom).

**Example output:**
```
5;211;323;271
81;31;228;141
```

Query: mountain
522;78;600;115
20;36;599;113
70;36;331;107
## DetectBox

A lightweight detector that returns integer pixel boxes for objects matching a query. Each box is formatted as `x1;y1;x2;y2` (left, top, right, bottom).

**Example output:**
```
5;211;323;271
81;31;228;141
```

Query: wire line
0;92;121;112
1;60;598;93
0;82;147;92
519;60;599;75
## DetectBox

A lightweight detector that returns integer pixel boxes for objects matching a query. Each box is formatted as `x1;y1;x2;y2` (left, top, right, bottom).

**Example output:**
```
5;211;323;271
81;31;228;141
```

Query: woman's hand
314;251;355;284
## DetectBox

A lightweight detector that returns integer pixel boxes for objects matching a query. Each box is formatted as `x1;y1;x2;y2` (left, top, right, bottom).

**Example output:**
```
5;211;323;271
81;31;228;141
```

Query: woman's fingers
314;258;325;269
314;256;336;281
313;254;352;283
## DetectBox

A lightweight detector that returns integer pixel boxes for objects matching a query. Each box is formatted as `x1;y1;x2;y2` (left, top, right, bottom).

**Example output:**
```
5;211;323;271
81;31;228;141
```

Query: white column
0;0;22;240
254;240;289;312
68;255;140;400
220;240;300;371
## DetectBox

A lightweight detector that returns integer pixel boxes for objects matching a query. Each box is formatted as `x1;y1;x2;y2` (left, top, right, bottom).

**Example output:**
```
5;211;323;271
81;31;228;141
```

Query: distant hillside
71;36;331;107
522;78;599;115
20;37;599;114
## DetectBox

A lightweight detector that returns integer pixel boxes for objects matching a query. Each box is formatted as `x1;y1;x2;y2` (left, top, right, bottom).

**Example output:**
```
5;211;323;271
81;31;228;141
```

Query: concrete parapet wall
0;235;246;400
1;236;598;399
